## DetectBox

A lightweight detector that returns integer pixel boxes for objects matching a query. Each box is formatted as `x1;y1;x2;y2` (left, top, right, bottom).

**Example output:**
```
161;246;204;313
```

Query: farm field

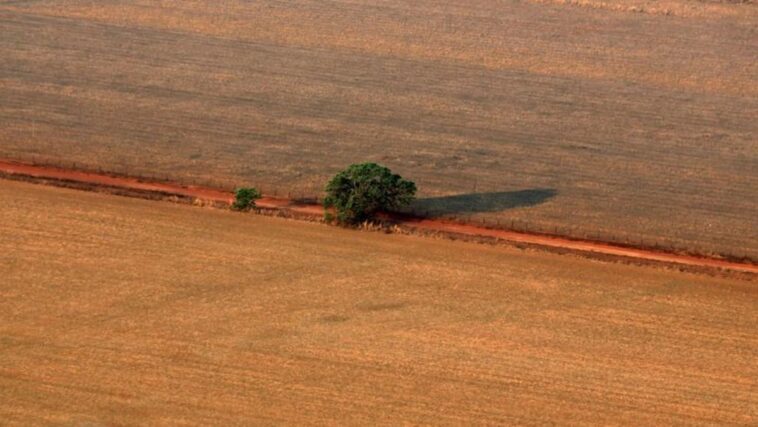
0;0;757;259
0;180;756;425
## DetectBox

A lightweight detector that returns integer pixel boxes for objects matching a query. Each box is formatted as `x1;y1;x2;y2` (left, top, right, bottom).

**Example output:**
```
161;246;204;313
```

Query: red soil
1;159;755;275
0;159;234;203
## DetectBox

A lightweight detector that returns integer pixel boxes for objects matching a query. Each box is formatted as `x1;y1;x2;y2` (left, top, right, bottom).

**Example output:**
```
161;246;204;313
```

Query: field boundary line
0;159;755;277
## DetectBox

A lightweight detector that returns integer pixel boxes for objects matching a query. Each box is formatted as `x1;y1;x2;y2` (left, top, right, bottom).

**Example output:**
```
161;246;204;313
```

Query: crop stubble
0;181;757;424
0;0;756;258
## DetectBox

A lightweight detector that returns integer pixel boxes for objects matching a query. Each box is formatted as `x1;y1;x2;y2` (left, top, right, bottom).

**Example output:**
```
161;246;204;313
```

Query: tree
324;163;416;224
232;187;261;211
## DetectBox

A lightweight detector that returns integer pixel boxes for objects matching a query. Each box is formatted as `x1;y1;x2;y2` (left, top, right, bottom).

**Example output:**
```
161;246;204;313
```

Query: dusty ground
0;180;756;425
0;0;756;260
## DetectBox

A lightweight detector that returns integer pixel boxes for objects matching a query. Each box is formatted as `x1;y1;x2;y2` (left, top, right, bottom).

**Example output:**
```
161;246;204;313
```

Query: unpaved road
1;159;755;275
1;180;756;425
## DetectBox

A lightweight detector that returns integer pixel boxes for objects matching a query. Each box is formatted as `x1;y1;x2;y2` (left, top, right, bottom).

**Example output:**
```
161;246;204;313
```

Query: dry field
0;180;756;425
0;0;756;259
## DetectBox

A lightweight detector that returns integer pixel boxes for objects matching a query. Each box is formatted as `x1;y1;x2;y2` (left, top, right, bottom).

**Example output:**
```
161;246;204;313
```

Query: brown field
1;180;756;424
0;1;757;259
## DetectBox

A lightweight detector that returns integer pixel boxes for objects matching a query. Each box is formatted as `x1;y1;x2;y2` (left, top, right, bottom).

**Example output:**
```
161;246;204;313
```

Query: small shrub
324;163;416;224
232;187;261;211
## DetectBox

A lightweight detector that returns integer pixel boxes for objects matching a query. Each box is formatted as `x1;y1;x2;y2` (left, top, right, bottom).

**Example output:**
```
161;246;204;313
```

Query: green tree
324;163;416;224
232;187;261;211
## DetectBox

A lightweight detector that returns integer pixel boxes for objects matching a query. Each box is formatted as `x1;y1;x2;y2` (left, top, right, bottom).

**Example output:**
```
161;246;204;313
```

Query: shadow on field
412;188;557;216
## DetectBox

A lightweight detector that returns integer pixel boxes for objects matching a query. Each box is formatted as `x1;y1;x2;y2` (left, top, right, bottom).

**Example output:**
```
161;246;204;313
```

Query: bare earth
0;1;756;259
1;180;756;425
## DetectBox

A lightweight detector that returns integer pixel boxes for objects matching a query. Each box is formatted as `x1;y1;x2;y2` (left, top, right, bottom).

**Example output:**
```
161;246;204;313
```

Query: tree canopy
232;187;261;211
323;163;416;224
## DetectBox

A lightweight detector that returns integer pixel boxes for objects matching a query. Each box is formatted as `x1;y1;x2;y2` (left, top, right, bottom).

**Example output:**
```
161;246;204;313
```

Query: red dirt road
1;159;755;275
0;159;234;203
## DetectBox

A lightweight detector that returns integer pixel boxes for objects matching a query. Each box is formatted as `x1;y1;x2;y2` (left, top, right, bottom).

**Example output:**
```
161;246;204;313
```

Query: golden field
0;180;756;425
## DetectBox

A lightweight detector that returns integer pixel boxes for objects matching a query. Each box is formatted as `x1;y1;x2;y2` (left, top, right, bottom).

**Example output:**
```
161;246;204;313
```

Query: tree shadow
411;188;557;216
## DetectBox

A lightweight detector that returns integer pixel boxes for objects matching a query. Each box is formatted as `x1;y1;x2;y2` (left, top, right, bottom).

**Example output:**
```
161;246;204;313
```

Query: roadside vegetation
323;162;416;224
232;187;260;211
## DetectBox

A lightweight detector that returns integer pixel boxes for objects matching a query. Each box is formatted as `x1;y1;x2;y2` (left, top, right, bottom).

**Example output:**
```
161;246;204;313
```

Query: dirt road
1;159;755;275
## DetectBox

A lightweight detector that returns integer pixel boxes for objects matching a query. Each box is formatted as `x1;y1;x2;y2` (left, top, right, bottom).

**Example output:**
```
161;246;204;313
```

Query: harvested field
0;1;757;260
1;180;757;424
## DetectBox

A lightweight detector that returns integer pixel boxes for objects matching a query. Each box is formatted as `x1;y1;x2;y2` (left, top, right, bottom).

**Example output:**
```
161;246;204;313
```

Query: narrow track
1;159;755;275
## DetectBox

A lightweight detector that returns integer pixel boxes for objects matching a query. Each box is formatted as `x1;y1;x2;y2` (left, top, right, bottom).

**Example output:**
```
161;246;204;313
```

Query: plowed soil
0;0;756;259
1;180;756;425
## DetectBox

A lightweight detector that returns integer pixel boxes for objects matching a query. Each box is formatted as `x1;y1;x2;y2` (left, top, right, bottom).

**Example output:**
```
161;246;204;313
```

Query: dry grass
528;0;757;18
0;0;756;259
0;180;756;425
